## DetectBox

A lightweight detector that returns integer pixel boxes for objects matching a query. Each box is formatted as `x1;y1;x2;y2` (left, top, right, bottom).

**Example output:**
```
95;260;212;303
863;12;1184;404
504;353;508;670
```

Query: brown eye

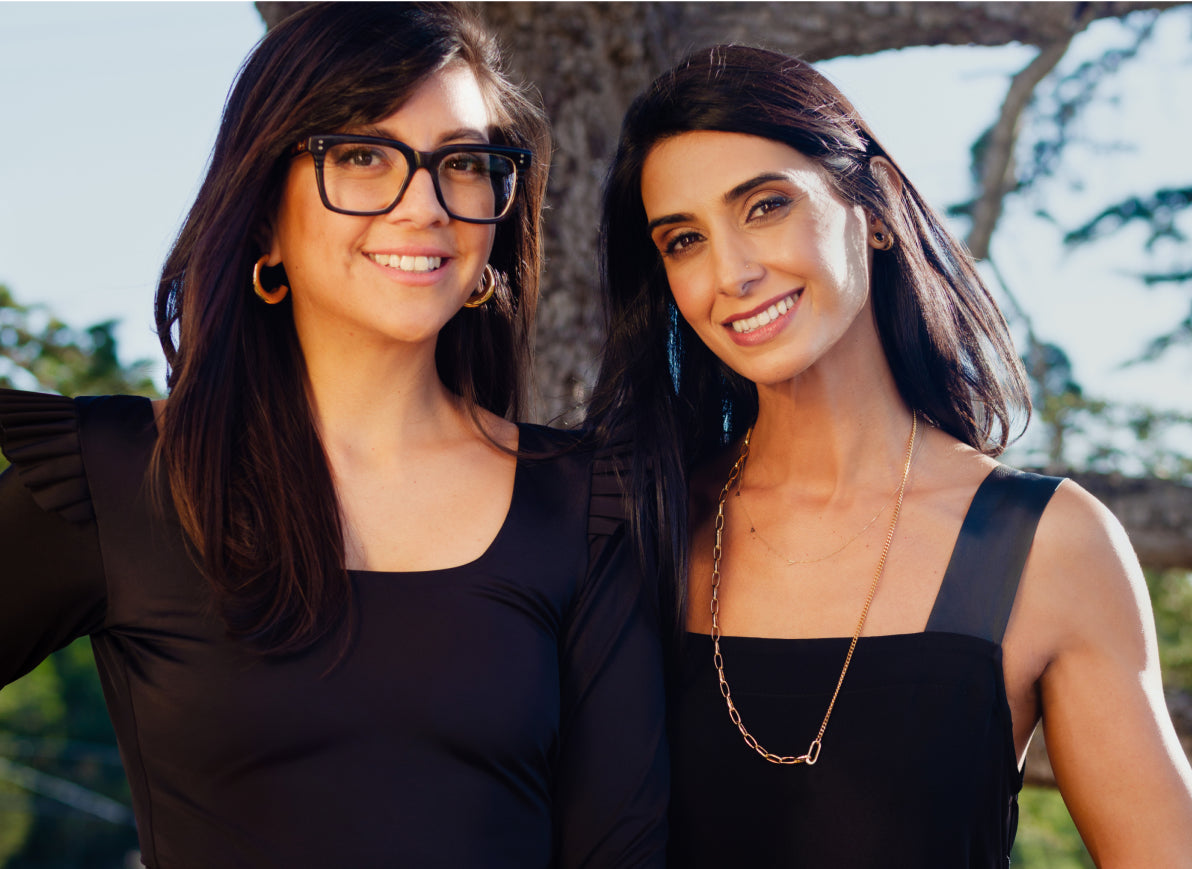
747;195;792;221
663;231;703;257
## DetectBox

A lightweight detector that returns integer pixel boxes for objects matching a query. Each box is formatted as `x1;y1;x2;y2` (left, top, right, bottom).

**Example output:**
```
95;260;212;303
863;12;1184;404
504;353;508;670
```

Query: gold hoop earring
252;256;289;304
870;229;895;251
463;264;497;308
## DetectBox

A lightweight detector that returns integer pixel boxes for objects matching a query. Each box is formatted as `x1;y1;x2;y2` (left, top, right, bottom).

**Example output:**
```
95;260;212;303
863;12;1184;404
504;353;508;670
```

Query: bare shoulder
1028;478;1151;641
1029;481;1149;615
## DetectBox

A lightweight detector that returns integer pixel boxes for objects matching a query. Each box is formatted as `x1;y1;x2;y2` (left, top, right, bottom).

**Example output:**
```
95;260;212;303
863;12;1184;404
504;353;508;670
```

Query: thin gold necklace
709;411;917;765
735;483;896;566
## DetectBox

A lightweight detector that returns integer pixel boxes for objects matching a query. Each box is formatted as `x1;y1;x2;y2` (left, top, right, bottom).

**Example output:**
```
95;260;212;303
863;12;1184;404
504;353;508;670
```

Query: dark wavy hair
154;2;550;655
586;45;1030;633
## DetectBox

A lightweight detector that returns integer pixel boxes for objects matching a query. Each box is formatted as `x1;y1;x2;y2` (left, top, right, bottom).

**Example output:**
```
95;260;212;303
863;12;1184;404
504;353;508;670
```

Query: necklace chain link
710;412;918;765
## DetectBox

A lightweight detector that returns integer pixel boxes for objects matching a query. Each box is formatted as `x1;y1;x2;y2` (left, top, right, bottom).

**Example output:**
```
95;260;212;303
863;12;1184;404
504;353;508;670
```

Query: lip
722;290;802;346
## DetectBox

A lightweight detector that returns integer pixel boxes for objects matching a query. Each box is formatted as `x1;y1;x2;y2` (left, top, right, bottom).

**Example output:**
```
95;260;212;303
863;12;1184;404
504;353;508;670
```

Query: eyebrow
724;172;790;204
646;171;793;235
352;125;491;146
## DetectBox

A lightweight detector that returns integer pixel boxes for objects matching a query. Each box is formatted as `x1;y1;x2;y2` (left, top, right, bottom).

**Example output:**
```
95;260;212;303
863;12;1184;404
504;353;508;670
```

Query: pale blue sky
1;2;1189;465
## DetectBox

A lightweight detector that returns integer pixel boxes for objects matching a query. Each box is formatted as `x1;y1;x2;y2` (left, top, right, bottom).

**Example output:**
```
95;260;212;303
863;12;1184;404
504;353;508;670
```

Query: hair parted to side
154;2;550;656
586;44;1030;634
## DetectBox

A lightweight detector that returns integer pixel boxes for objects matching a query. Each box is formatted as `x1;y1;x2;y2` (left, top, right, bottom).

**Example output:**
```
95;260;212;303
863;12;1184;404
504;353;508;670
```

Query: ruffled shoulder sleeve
1;388;108;686
0;388;94;523
587;439;632;541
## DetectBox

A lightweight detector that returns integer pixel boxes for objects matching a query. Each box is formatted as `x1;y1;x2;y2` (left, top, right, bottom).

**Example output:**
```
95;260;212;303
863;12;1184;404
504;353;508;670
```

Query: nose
711;237;762;298
385;166;450;227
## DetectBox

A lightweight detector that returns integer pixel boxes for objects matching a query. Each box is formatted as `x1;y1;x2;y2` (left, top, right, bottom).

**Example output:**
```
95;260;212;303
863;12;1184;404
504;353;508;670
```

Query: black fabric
926;465;1063;643
0;389;668;869
669;465;1060;868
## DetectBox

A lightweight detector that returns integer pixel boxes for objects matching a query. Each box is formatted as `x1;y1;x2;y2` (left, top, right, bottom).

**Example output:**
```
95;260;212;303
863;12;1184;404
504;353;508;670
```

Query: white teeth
731;294;798;334
370;253;442;272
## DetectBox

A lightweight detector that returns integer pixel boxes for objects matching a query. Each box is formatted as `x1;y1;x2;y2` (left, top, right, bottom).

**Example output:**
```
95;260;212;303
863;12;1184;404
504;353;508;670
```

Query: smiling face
641;131;880;388
269;63;497;353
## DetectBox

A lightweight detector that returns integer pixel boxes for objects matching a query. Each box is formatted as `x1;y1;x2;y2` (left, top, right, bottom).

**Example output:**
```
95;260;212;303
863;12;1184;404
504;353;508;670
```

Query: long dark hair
586;45;1030;632
154;2;550;655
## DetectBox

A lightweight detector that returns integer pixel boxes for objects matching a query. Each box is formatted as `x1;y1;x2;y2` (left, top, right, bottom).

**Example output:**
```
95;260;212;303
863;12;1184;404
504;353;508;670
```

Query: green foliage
1064;187;1192;250
0;284;159;399
0;642;137;869
1148;569;1192;694
1012;787;1096;867
1016;337;1192;479
1062;186;1192;360
0;662;64;736
0;782;34;865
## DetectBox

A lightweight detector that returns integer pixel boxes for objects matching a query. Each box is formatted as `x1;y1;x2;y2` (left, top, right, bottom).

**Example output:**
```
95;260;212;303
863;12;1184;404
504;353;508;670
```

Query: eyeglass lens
322;142;517;220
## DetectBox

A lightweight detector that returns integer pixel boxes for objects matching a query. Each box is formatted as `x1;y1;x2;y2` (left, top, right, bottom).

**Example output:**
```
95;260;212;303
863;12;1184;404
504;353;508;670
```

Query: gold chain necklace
709;411;918;765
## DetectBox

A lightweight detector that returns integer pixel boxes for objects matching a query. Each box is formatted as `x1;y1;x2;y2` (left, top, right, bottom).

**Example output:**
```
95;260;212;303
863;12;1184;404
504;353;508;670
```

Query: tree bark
1061;470;1192;570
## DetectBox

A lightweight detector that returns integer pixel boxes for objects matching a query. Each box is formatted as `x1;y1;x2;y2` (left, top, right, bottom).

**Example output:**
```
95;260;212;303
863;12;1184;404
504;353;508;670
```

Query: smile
729;293;799;334
367;253;443;272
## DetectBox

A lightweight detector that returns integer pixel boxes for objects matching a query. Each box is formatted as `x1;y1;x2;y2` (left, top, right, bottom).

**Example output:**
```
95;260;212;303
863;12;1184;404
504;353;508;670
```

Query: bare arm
1030;482;1192;866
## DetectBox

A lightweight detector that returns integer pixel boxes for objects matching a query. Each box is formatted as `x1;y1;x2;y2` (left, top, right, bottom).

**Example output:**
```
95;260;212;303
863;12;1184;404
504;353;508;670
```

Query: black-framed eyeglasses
292;135;532;224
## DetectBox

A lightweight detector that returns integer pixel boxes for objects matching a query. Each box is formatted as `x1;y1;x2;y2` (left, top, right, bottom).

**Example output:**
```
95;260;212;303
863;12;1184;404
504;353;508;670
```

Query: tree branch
965;25;1089;259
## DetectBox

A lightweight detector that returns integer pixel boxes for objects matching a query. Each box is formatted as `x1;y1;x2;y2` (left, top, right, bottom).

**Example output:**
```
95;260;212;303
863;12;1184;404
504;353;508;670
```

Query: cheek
462;225;498;291
815;208;871;307
271;174;332;268
663;267;708;332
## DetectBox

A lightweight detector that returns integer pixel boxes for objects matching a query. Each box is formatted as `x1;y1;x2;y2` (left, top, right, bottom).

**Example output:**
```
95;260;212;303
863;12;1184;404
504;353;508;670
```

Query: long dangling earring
463;264;497;308
252;256;290;304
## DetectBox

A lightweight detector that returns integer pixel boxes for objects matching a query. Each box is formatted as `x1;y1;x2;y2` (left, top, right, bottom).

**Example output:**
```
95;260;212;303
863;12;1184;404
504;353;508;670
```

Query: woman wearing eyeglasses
588;45;1192;866
0;5;666;867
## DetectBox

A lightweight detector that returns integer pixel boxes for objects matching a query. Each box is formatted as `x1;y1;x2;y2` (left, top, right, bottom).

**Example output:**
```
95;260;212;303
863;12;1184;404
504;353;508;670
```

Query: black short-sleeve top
0;389;668;869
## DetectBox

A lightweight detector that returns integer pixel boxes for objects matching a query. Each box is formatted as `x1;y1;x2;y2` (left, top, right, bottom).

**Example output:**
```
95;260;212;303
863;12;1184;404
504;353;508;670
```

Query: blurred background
1;3;1189;866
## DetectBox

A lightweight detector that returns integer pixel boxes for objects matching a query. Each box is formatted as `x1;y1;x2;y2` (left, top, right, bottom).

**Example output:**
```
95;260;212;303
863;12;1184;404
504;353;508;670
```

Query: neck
746;364;914;497
300;331;466;460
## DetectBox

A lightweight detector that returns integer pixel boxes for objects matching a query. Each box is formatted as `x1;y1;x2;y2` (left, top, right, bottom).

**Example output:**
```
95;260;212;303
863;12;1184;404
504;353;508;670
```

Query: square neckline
140;394;533;579
686;462;1006;644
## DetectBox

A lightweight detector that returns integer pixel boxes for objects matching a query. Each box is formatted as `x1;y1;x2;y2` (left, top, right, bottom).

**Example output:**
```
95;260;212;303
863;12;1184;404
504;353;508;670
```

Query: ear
869;156;903;200
254;214;284;267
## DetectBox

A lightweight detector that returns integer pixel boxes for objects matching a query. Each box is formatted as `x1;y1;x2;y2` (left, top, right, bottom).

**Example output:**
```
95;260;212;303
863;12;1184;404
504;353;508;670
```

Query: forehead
641;131;822;214
357;63;493;143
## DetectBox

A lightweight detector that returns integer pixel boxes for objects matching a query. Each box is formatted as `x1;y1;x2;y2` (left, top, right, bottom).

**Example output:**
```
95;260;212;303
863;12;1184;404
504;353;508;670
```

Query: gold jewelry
463;263;497;308
710;411;918;765
870;228;894;251
736;483;895;566
252;256;289;304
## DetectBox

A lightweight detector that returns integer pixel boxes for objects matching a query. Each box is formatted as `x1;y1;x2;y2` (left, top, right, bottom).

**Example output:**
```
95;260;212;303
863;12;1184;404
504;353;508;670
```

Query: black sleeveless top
670;466;1062;868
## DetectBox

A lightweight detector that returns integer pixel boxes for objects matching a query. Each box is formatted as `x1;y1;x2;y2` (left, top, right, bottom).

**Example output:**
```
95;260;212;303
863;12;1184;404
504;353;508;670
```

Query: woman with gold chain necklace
588;44;1192;866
